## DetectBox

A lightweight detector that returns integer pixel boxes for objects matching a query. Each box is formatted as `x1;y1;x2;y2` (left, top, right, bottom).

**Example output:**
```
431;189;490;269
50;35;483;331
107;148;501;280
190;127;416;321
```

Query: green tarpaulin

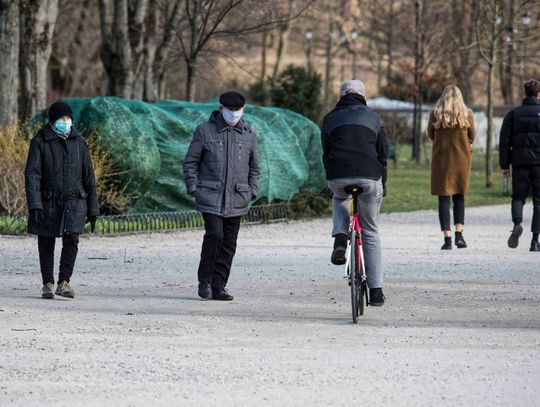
36;97;325;212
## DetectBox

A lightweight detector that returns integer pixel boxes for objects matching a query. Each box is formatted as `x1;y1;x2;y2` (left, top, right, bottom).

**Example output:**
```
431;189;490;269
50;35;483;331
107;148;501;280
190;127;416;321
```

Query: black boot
441;236;452;250
331;234;348;265
508;223;523;249
530;237;540;252
455;231;467;248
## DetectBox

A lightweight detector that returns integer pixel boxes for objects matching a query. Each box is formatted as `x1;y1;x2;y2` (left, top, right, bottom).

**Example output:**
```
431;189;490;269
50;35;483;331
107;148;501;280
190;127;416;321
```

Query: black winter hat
48;101;73;124
219;91;245;108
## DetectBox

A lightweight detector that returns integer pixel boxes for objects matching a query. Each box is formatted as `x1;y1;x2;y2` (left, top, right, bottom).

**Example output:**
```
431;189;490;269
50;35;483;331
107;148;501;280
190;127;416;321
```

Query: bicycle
343;184;369;323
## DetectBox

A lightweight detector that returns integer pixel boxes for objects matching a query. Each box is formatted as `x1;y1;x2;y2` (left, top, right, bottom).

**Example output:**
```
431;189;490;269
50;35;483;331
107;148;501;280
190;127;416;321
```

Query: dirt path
1;204;539;406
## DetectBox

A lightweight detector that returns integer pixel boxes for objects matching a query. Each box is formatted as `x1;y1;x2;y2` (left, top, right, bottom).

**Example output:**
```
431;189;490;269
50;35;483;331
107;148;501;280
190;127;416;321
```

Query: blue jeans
328;177;384;288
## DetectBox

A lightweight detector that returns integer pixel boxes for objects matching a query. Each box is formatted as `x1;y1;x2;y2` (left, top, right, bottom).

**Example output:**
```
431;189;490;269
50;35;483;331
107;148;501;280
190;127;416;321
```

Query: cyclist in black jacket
321;80;388;306
499;79;540;251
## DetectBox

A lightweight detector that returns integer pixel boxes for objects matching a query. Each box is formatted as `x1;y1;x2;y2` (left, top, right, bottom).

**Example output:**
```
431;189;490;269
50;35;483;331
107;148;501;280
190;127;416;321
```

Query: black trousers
38;233;79;285
512;165;540;232
197;213;241;289
438;194;465;231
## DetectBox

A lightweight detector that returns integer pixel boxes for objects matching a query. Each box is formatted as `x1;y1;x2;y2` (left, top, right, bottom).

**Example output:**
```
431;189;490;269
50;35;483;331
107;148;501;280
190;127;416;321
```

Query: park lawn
382;167;509;213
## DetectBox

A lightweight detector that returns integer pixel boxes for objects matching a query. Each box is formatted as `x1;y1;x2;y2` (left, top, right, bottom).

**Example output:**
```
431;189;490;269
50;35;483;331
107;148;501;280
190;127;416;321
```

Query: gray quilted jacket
183;111;260;217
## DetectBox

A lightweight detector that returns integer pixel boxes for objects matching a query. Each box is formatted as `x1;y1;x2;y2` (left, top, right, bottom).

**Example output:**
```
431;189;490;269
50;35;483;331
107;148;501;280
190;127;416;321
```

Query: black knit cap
48;101;73;124
219;91;245;108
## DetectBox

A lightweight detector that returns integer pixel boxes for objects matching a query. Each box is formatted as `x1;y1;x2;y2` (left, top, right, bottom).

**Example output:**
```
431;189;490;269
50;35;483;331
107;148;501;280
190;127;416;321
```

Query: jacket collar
336;93;367;108
210;110;245;133
522;97;540;106
42;123;80;141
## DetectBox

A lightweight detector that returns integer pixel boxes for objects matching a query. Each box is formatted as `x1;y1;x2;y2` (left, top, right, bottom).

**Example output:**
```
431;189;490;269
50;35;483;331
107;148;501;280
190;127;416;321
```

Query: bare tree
173;0;313;101
18;0;59;119
498;0;539;106
450;0;476;103
98;0;185;100
0;0;19;125
99;0;148;98
474;0;502;188
405;0;451;163
271;0;296;79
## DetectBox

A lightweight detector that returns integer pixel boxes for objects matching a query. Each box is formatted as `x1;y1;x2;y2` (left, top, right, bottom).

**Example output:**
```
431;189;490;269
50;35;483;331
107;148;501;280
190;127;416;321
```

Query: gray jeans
328;177;383;288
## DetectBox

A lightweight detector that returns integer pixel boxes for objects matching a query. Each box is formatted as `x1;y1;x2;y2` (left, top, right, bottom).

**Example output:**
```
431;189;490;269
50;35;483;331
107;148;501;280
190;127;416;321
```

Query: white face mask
222;108;244;126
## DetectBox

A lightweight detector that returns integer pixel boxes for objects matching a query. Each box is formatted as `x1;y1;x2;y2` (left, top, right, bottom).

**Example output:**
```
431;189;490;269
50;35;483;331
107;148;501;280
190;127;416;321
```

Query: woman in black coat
25;101;99;299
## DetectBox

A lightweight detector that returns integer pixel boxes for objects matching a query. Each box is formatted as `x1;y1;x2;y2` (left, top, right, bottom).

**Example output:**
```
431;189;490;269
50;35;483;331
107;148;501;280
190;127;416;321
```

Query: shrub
271;65;323;122
86;132;137;215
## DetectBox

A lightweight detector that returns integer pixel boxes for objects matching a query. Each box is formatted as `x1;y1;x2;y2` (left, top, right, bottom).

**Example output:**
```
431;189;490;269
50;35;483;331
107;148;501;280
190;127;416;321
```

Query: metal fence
92;203;289;235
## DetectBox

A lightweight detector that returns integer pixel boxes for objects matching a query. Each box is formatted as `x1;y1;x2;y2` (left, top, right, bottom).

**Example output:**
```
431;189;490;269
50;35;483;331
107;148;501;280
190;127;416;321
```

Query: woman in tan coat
428;85;476;250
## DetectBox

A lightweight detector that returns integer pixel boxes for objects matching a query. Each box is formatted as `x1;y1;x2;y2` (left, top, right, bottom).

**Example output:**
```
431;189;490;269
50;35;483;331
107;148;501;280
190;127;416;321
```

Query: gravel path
1;204;539;406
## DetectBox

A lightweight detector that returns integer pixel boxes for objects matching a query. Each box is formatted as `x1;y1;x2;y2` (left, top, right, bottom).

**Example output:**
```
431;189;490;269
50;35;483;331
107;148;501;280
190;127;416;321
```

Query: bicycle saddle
344;184;364;195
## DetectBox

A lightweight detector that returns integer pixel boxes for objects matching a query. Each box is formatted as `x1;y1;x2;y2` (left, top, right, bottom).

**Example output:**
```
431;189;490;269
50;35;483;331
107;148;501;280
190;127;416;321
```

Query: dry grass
0;123;32;216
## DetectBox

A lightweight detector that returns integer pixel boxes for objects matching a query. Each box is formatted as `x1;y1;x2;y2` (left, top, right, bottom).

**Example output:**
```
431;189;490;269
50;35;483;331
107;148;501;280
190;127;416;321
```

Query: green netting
35;97;325;213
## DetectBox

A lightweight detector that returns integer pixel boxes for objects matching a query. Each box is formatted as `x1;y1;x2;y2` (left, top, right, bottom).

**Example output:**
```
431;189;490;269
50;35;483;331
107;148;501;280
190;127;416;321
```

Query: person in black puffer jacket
499;79;540;251
25;101;99;299
321;80;388;306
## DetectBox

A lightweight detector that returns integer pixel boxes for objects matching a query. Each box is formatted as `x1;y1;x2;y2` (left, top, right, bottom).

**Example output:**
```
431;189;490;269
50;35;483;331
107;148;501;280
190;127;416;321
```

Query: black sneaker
530;240;540;252
198;283;212;299
369;288;385;307
212;287;233;301
455;232;467;248
508;223;523;248
331;234;347;265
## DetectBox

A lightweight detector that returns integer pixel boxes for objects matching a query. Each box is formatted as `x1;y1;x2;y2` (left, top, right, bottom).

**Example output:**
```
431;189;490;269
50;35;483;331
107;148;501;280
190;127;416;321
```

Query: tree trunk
19;0;59;119
66;0;92;95
385;0;394;85
272;23;289;79
261;30;268;81
113;0;133;98
0;0;19;125
99;0;149;99
186;58;198;102
486;61;495;188
504;0;514;105
452;0;474;102
485;1;500;188
143;4;157;101
412;0;423;163
324;18;334;107
154;0;185;100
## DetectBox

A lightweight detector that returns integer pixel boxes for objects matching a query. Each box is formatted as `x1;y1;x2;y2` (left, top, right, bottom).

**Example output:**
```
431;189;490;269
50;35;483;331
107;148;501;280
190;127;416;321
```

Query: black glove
86;216;97;233
31;209;44;224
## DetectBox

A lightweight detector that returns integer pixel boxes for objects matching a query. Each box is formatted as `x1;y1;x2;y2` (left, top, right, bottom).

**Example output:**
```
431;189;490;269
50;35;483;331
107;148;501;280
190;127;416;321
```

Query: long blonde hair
432;85;471;129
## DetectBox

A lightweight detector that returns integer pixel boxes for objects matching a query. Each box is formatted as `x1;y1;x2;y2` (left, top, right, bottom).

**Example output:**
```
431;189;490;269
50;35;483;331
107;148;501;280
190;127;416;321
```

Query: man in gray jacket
183;92;260;300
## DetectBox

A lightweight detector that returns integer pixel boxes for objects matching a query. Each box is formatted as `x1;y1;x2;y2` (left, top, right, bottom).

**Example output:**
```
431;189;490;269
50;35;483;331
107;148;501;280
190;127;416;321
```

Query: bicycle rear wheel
357;243;365;316
349;231;359;323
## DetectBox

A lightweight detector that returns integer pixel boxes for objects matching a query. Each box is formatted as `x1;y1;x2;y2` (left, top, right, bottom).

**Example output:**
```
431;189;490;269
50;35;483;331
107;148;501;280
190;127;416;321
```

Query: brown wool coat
428;110;476;196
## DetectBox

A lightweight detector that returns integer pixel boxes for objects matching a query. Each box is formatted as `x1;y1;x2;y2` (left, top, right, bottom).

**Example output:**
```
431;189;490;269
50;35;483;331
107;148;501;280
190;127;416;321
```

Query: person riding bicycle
321;80;388;306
